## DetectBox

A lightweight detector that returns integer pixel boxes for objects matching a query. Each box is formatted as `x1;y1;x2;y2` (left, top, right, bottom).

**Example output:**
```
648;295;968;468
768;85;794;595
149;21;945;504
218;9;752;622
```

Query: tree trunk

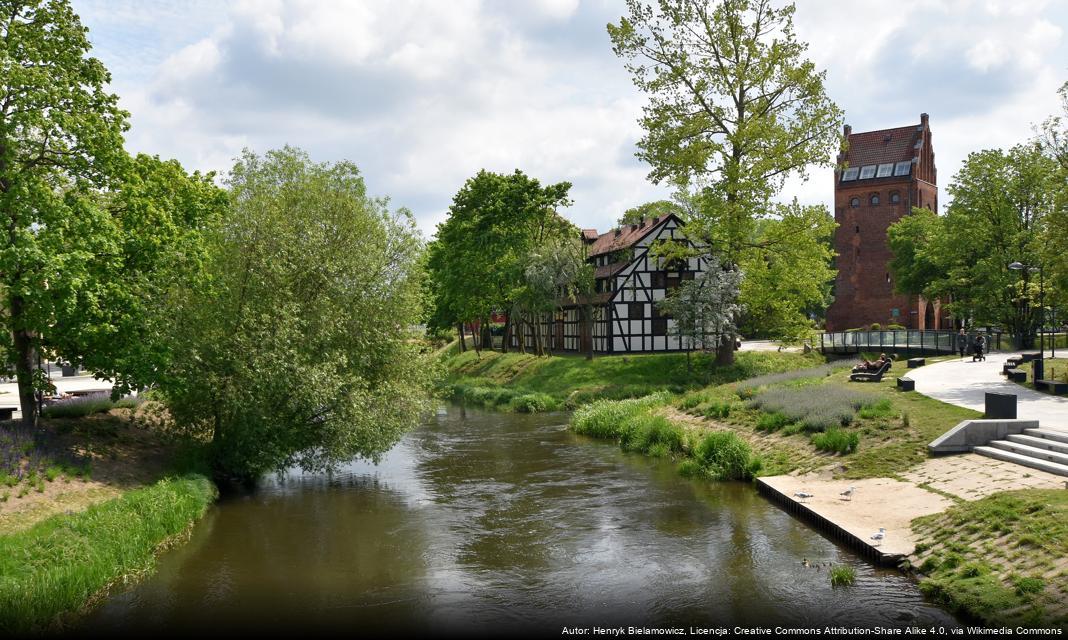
501;315;512;353
458;323;467;352
715;333;735;366
10;295;38;429
533;313;544;357
481;319;492;352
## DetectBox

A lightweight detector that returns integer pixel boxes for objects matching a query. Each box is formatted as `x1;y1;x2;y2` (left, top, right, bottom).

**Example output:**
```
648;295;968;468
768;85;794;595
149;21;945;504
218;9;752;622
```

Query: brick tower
826;113;940;331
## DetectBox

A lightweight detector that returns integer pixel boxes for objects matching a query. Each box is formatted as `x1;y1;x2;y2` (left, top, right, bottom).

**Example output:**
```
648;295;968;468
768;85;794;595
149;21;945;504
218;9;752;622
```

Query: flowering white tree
658;256;744;371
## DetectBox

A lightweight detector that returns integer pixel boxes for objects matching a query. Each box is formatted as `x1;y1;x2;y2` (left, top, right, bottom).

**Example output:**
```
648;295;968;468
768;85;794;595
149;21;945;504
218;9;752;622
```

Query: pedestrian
957;327;967;360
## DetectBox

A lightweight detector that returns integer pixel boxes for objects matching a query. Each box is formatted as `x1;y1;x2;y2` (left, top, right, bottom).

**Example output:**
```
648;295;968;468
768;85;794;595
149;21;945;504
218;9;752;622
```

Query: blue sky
71;0;1068;238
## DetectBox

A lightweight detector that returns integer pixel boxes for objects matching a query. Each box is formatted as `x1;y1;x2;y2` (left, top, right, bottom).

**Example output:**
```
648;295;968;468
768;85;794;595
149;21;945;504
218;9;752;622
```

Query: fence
819;330;984;356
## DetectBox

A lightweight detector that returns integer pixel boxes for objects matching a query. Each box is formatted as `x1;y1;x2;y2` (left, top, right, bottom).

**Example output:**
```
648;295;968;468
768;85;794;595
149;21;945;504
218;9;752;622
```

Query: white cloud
73;0;1068;236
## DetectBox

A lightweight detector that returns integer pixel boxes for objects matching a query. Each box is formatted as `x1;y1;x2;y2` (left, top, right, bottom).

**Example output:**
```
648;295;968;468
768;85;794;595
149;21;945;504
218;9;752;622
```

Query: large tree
162;148;434;480
0;0;129;426
427;170;573;355
608;0;842;362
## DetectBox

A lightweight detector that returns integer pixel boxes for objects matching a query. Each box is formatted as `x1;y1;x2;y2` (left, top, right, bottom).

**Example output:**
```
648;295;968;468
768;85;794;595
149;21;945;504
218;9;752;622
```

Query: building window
841;167;859;181
894;161;912;176
666;274;680;291
859;165;877;179
870;193;880;206
890;191;901;204
651;271;666;288
876;163;893;178
855;225;860;234
850;197;860;208
629;302;644;319
652;306;670;336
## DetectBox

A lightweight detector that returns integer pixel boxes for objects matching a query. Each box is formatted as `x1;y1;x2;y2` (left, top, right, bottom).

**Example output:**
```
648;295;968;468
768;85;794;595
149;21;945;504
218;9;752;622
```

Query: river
82;407;957;635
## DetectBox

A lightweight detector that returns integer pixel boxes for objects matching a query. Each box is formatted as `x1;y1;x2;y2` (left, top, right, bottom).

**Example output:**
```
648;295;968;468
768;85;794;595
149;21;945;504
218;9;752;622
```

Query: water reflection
82;407;956;634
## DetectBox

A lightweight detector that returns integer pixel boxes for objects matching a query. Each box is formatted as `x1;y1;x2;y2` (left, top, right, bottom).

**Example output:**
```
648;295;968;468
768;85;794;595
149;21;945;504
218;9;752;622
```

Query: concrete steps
1005;434;1068;455
975;428;1068;477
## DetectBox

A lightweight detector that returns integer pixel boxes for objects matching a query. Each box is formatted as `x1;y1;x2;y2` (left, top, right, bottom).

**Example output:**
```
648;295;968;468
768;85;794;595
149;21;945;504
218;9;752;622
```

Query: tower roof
843;124;922;168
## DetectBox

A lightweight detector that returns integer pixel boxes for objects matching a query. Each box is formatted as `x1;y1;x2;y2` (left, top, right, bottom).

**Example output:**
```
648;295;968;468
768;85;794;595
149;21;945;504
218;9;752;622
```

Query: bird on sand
802;558;810;568
870;528;886;546
840;486;856;501
794;491;814;503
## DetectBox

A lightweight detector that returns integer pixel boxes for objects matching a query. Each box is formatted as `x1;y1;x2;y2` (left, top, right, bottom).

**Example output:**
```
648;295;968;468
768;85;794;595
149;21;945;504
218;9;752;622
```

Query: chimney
843;124;852;137
920;113;929;128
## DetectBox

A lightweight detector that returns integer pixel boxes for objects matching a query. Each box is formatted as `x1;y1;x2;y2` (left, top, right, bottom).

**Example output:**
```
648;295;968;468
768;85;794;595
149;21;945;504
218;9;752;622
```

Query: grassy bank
910;490;1068;627
0;404;218;632
1012;357;1068;393
443;346;824;411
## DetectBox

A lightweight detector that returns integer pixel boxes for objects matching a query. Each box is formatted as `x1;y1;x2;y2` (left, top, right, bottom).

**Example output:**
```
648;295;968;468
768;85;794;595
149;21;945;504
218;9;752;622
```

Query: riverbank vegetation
0;473;216;632
910;490;1068;626
442;347;824;411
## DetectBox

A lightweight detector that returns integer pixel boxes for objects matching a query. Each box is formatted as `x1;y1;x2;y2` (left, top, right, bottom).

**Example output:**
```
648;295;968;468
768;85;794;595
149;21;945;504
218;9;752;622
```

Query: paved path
906;350;1068;433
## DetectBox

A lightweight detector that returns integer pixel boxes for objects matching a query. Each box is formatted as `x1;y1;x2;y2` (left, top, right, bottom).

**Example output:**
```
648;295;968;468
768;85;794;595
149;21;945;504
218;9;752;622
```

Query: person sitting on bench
853;354;889;373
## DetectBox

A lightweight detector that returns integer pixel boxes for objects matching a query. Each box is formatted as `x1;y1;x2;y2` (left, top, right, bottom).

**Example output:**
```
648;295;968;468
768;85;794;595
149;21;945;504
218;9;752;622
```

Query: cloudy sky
71;0;1068;238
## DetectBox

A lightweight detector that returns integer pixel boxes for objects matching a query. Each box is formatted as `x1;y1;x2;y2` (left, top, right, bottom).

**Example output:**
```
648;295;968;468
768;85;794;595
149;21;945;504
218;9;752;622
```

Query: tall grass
678;431;762;480
812;428;861;454
448;382;560;413
0;473;217;632
830;565;856;586
570;392;672;439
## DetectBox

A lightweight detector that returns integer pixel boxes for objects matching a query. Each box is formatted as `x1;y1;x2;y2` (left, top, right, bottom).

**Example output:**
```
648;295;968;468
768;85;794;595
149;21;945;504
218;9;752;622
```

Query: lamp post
1009;261;1045;357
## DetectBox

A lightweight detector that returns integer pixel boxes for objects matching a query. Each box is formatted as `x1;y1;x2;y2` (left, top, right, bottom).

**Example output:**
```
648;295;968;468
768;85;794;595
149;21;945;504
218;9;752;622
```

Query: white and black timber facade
511;214;709;354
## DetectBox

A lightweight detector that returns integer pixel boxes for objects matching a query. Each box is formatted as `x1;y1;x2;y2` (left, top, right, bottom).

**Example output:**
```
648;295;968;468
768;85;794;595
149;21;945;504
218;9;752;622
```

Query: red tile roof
585;216;670;258
843;123;922;169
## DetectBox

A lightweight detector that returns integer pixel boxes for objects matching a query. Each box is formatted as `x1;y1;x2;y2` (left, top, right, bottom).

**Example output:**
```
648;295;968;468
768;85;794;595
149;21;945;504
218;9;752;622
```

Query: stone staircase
974;428;1068;477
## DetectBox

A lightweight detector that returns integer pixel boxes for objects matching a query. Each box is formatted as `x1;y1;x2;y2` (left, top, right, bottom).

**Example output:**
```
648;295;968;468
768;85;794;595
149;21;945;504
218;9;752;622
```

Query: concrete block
928;419;1040;454
985;392;1017;419
896;377;915;391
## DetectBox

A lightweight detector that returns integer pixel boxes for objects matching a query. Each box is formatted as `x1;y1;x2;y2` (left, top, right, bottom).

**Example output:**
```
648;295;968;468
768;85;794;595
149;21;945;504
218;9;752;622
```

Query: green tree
608;0;843;362
0;0;129;426
427;170;573;355
512;236;594;356
890;145;1063;343
49;155;228;397
617;199;685;226
162;148;434;480
738;201;835;340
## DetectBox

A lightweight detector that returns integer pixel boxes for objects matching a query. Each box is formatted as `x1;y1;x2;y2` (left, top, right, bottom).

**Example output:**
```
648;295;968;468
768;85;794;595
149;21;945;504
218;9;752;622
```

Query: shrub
689;431;762;480
748;386;880;432
570;393;672;440
756;412;792;432
858;398;893;419
869;323;882;331
811;428;860;454
830;565;856;586
40;395;115;419
509;393;557;413
702;400;732;419
620;413;684;456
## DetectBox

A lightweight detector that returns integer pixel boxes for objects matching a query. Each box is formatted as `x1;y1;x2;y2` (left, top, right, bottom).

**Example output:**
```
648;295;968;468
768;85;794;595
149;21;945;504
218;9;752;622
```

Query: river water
82;407;957;635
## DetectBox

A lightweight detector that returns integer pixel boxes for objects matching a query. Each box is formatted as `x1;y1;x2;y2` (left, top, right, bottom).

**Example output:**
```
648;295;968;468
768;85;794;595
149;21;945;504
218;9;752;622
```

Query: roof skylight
859;165;877;179
893;161;912;176
841;167;859;181
876;163;893;178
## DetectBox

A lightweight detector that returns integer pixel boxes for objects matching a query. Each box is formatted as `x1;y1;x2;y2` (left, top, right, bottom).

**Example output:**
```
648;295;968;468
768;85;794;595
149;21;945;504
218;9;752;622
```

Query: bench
1020;352;1042;363
0;407;15;420
1006;369;1027;383
851;361;892;382
1034;379;1068;395
896;377;915;391
907;358;925;368
68;389;109;398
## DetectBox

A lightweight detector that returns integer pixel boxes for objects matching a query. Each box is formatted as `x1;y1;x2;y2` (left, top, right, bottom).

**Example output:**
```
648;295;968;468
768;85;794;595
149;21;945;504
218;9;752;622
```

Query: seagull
870;528;886;546
840;486;856;501
802;558;810;568
794;491;814;503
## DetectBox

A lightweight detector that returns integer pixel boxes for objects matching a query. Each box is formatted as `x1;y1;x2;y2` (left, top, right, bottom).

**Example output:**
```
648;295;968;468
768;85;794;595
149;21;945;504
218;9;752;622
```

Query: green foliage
570;393;672;439
619;413;684;456
161;148;435;480
0;474;216;632
657;254;743;351
687;431;762;481
811;428;860;454
829;565;856;587
1014;576;1045;596
858;398;894;419
735;360;854;398
701;400;732;419
755;412;792;432
449;383;560;413
617;199;685;226
748;386;880;432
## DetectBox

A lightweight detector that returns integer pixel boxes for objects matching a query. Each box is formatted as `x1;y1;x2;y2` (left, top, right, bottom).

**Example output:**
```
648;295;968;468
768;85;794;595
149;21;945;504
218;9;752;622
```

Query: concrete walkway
906;350;1068;433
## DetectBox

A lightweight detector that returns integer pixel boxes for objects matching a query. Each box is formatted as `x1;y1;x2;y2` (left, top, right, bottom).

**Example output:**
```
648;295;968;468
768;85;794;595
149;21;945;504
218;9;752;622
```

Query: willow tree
163;148;434;480
609;0;842;362
0;0;129;426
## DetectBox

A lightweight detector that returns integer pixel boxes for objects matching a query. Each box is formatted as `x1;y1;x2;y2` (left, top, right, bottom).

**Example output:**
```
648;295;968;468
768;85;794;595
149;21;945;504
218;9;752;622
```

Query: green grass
829;565;856;586
442;347;824;409
911;489;1068;626
0;473;217;632
811;428;860;454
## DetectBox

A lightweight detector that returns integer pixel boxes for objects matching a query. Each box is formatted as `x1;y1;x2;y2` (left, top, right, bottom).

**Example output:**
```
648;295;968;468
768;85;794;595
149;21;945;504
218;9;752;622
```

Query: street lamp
1009;261;1045;357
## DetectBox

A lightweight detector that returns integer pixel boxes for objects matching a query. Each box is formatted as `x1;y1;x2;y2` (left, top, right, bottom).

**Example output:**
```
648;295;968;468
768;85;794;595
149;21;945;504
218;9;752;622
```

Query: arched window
850;197;860;208
890;191;901;204
870;193;880;206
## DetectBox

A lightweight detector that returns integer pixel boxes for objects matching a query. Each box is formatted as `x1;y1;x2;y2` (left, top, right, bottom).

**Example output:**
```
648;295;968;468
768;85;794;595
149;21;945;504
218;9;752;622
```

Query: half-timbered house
511;213;709;354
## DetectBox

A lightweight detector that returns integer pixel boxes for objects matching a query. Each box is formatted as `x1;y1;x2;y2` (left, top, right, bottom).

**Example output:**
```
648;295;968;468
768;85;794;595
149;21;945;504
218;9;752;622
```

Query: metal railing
820;330;967;355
